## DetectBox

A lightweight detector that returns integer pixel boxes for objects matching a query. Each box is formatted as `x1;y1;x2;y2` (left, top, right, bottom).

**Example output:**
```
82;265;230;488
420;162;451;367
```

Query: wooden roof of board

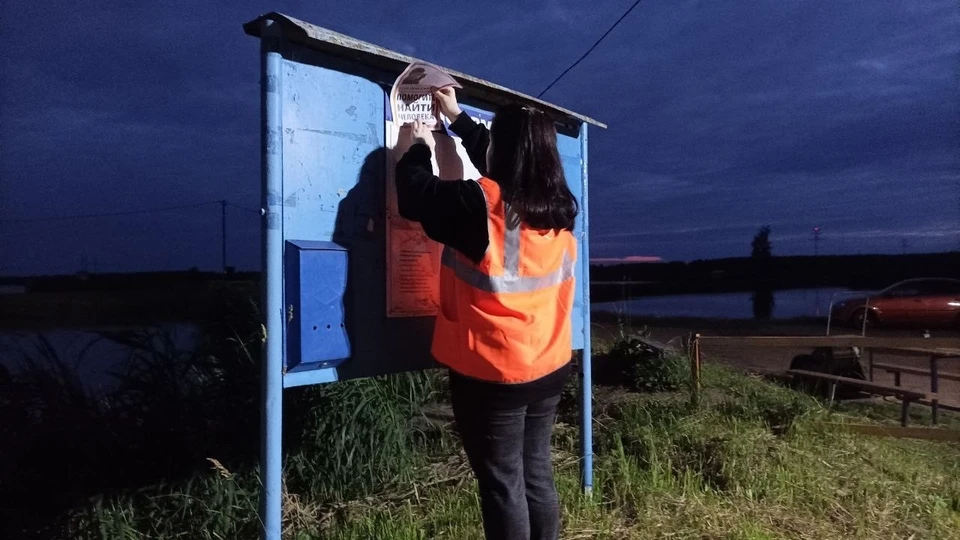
243;12;606;129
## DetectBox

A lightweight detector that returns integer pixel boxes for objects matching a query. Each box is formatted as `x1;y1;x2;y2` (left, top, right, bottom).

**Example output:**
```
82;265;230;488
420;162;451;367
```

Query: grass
303;366;960;540
53;371;449;540
7;319;960;539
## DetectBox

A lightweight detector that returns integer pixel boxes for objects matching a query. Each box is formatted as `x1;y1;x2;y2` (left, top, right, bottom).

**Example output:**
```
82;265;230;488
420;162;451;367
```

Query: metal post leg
930;355;939;425
260;19;284;540
578;125;593;496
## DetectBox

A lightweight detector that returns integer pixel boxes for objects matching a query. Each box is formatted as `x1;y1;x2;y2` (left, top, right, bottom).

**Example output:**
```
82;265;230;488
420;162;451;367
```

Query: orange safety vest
431;177;578;383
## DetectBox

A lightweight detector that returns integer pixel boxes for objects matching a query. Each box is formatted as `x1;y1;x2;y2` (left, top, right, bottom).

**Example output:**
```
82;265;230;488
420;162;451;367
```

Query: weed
7;310;960;539
594;330;689;392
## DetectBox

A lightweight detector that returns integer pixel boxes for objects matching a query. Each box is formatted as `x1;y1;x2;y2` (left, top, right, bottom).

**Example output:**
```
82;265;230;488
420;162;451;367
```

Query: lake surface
593;287;852;320
3;287;853;390
0;325;198;394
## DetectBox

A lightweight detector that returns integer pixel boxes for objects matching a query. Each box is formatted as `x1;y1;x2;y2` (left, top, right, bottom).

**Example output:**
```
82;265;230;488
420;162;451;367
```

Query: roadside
592;311;960;413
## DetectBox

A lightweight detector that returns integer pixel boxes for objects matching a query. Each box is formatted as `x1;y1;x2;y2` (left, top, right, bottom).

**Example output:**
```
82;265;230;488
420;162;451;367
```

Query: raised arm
394;120;489;263
435;87;489;177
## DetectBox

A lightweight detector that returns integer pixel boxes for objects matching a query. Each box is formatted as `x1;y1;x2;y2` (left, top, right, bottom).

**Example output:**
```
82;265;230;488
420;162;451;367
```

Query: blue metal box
284;239;350;371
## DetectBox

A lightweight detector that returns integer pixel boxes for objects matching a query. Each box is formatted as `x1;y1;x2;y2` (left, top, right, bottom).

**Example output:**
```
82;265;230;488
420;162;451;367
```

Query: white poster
389;61;459;128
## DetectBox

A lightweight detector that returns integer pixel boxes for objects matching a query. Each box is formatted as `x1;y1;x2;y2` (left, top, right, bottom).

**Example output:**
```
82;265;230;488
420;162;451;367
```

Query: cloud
856;59;889;72
0;0;957;274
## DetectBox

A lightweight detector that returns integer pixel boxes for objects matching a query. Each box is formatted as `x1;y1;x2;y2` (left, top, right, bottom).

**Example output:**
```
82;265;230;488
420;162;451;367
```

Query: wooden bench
873;362;960;387
866;352;959;424
786;369;927;426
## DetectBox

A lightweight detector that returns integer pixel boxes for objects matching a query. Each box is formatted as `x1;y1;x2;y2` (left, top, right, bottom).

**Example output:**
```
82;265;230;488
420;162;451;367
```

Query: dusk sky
1;1;958;276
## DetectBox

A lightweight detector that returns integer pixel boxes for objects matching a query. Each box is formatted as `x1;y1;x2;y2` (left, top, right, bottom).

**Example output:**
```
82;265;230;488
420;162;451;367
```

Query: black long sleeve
395;139;489;264
448;111;490;176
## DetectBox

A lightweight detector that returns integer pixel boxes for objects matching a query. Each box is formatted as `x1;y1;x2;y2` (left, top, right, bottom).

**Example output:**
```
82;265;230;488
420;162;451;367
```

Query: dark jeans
451;385;562;540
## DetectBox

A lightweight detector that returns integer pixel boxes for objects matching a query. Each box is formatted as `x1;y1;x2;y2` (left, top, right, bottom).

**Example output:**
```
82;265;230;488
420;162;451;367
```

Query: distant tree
752;287;774;320
751;226;772;259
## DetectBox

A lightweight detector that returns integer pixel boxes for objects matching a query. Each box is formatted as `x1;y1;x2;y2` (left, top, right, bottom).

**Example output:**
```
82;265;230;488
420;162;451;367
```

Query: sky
1;0;958;276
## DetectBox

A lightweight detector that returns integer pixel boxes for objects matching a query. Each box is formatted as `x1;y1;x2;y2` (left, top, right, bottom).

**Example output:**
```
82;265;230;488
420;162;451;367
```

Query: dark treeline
3;252;959;308
591;252;960;300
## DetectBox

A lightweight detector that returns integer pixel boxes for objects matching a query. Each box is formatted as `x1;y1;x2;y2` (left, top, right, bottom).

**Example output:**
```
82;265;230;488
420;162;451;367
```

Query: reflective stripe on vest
440;245;575;294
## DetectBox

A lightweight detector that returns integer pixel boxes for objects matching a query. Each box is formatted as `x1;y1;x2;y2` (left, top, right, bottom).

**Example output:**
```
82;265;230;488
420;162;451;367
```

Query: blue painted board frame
256;20;593;540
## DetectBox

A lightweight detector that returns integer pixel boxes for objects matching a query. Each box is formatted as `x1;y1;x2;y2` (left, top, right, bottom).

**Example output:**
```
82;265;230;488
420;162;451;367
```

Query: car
831;278;960;328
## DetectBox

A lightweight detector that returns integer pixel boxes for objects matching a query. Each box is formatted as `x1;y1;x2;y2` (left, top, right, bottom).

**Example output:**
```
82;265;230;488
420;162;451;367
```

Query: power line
538;0;644;98
0;200;232;224
227;202;261;214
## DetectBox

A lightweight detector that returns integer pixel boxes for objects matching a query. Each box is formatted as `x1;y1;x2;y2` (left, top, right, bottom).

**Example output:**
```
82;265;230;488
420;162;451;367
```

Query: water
0;325;199;394
593;287;851;320
3;287;850;389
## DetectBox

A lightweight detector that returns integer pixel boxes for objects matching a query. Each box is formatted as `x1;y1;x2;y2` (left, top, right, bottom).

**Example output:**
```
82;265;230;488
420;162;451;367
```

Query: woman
395;87;578;540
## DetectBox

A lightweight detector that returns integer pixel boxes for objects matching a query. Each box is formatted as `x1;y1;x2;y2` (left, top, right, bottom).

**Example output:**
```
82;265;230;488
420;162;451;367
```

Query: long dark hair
487;104;578;231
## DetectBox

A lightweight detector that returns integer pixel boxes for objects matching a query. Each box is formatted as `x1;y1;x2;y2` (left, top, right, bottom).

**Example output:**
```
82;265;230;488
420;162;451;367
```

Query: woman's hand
434;86;462;120
409;119;435;152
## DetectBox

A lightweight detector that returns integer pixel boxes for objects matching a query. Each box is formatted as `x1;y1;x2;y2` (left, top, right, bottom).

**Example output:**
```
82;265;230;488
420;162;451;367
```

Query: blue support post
579;124;593;495
259;19;284;540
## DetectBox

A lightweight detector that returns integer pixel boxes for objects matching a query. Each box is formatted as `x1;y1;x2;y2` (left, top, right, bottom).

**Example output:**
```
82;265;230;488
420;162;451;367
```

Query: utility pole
812;227;822;316
221;200;228;272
